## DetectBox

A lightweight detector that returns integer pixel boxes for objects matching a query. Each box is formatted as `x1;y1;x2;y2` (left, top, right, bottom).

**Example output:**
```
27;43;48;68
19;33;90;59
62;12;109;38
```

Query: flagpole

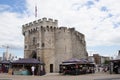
35;5;37;18
35;1;37;20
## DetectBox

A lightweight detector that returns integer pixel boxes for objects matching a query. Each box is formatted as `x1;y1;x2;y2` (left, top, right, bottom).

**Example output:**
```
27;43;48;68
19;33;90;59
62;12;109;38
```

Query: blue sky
0;0;120;58
0;0;26;13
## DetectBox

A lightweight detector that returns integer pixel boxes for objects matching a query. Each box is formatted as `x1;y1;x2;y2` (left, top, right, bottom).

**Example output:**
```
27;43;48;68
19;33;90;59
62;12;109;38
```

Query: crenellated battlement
22;17;58;35
22;17;58;28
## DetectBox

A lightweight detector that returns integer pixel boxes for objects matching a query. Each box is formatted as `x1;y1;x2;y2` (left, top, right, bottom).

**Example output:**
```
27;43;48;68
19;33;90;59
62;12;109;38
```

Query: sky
0;0;120;58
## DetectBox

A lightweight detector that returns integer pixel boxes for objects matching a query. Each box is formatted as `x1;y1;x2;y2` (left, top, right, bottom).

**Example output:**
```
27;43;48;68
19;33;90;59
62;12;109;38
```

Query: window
33;37;36;44
32;51;37;59
25;45;27;49
41;43;45;47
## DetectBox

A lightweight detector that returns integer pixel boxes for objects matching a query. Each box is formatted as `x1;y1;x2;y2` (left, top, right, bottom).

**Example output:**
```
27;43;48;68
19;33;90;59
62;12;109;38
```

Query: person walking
31;65;35;75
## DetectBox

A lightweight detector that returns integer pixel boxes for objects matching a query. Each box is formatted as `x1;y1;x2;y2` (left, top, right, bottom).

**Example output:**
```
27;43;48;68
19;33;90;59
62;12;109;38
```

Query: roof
0;60;11;64
12;58;44;64
110;59;120;62
62;58;89;64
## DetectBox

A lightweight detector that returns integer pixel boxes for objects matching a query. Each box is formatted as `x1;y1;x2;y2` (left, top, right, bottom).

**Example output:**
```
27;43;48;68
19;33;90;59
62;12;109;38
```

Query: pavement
94;78;120;80
0;72;120;80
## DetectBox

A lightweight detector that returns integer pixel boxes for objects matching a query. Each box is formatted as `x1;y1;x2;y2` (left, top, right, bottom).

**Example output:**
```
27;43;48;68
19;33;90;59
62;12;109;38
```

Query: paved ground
0;72;120;80
95;78;120;80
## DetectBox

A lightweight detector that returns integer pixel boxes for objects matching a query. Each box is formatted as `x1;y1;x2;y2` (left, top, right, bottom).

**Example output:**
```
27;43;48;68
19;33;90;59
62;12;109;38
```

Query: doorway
50;64;53;73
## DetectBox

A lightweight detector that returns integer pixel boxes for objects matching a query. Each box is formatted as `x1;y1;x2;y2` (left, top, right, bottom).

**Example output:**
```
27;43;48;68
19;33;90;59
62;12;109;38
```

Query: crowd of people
96;66;109;72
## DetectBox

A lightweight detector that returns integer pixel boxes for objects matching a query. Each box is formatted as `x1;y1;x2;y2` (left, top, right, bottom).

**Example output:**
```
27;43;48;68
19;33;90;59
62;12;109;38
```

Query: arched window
33;37;36;45
32;51;37;59
25;45;27;49
50;26;53;31
47;26;49;28
41;26;43;28
41;43;45;47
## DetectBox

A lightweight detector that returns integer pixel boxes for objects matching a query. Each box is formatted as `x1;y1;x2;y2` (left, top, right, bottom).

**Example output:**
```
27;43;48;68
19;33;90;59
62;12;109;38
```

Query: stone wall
71;31;88;59
54;27;73;72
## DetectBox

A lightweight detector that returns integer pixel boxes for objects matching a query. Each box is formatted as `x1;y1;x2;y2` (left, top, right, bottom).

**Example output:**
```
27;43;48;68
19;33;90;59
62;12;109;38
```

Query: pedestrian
31;65;35;75
98;67;100;72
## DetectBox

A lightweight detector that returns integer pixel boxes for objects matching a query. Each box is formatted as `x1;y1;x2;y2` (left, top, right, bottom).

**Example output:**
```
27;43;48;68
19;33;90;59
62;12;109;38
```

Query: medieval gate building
22;17;88;73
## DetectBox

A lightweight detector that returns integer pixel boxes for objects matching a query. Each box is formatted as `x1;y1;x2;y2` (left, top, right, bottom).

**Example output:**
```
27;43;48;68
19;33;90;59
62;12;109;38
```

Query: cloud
0;9;25;49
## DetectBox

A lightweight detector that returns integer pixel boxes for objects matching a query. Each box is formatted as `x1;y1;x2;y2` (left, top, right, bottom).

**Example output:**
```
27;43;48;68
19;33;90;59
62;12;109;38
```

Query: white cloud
0;11;24;49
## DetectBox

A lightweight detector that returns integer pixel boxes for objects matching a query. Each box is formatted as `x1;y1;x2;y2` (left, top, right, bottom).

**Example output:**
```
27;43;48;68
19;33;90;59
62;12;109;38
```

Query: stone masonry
22;17;88;73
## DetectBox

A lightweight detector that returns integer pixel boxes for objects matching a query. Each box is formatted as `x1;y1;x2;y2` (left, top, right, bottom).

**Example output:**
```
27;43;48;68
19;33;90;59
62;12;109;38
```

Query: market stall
0;60;11;73
59;58;95;75
109;59;120;74
11;58;45;76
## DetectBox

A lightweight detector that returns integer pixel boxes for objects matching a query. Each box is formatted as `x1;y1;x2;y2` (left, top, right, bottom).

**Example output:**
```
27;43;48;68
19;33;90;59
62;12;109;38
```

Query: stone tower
22;17;88;73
